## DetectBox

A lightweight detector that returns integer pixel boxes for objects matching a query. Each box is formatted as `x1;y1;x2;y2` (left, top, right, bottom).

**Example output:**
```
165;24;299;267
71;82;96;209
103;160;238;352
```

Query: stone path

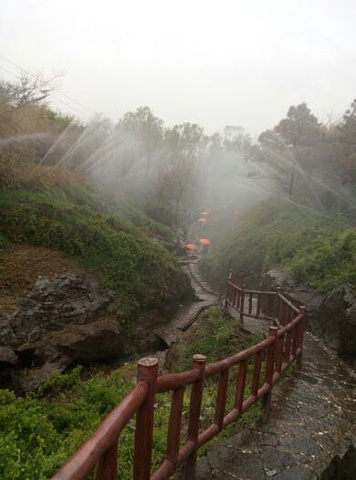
154;258;219;368
189;331;356;480
155;260;219;339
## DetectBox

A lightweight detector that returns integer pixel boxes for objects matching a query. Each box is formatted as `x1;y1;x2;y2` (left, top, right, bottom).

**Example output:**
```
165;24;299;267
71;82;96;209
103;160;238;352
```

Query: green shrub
0;186;188;320
202;199;356;293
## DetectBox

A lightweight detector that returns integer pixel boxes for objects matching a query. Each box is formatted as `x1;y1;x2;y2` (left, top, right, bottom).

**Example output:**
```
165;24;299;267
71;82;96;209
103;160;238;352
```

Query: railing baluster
214;369;229;431
266;294;271;318
252;351;263;397
95;439;118;480
240;285;245;322
249;292;252;315
263;326;278;412
166;387;185;468
276;332;283;375
297;307;306;369
184;354;206;480
284;330;292;364
235;360;247;412
256;293;261;317
291;319;298;359
236;289;240;311
280;301;285;325
232;286;237;308
276;287;282;320
134;357;159;480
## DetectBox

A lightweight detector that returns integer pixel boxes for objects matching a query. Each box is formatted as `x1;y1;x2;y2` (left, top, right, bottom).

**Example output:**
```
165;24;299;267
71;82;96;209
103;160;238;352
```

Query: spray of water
0;132;53;149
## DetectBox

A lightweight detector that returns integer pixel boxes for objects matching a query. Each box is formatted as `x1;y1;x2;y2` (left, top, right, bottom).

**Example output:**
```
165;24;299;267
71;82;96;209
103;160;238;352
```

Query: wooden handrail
51;271;305;480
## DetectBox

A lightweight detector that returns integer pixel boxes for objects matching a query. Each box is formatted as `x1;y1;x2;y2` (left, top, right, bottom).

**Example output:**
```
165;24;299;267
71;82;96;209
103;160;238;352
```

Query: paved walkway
154;259;218;348
190;332;356;479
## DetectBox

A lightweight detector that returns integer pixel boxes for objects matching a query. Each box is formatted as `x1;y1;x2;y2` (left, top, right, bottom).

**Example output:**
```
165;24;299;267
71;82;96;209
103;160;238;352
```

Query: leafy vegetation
0;186;187;319
202;199;356;292
173;307;263;371
0;308;264;480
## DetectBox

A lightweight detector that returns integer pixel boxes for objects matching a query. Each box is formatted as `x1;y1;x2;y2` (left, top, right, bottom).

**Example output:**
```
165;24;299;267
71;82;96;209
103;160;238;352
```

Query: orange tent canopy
199;238;211;246
198;218;206;224
184;243;198;250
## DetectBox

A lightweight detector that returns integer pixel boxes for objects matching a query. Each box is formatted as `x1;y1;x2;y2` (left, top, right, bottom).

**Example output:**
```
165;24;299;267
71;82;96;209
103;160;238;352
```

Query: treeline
249;102;356;213
1;74;355;220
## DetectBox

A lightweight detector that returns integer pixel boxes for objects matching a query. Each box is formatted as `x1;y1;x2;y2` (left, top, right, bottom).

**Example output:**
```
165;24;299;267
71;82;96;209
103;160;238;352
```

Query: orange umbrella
199;238;211;246
200;211;209;216
184;243;198;250
204;207;212;214
198;218;206;224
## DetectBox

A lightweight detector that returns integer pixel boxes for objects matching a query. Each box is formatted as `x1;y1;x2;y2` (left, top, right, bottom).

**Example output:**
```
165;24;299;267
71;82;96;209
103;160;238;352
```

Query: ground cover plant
0;308;263;480
202;199;356;293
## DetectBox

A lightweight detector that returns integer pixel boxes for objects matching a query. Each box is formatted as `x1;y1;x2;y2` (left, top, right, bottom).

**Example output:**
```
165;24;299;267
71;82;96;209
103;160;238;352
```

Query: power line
0;52;94;117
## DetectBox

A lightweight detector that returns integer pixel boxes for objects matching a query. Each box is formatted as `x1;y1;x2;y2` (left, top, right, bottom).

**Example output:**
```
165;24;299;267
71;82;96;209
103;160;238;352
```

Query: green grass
202;198;356;292
0;186;189;320
0;308;265;480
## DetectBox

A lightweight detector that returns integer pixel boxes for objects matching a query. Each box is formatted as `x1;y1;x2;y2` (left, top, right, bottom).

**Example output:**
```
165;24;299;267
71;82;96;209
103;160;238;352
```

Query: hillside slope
202;199;356;293
0;185;190;327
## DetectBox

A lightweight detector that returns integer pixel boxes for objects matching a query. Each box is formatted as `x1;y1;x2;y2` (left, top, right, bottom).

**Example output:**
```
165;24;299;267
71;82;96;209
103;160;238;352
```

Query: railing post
95;439;118;480
184;354;206;480
228;268;234;281
167;387;185;469
240;284;245;323
263;326;278;414
235;359;247;413
296;306;306;369
134;357;159;480
225;269;234;308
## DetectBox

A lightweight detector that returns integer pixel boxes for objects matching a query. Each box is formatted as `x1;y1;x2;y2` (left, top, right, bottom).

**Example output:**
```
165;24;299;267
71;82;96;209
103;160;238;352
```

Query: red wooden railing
51;271;305;480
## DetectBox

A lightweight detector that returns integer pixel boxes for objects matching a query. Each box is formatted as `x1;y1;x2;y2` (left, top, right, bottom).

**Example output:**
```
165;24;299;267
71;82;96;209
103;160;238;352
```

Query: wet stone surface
178;331;355;479
154;259;219;366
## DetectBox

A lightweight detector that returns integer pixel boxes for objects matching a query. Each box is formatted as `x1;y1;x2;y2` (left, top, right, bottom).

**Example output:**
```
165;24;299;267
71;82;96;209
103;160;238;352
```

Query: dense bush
202;199;356;292
0;186;187;318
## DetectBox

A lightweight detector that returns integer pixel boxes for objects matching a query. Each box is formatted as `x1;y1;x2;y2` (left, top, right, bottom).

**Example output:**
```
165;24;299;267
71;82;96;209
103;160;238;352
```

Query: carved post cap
138;357;159;367
299;305;306;312
193;354;207;363
269;326;279;336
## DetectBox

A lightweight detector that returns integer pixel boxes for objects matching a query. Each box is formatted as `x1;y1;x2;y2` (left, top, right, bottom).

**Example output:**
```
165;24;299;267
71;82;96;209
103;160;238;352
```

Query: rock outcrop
263;269;356;367
0;274;123;391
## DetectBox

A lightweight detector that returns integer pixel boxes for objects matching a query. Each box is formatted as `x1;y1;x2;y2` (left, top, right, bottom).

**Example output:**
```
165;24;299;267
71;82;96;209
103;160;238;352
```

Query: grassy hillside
202;199;356;293
0;185;188;321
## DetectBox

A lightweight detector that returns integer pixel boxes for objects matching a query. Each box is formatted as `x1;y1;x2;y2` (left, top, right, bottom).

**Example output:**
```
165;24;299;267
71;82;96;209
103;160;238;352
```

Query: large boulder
41;316;123;363
0;273;120;391
9;274;115;344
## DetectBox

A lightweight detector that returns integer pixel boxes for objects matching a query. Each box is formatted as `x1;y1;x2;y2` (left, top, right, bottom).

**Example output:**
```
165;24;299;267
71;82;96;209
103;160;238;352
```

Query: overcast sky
0;0;355;138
